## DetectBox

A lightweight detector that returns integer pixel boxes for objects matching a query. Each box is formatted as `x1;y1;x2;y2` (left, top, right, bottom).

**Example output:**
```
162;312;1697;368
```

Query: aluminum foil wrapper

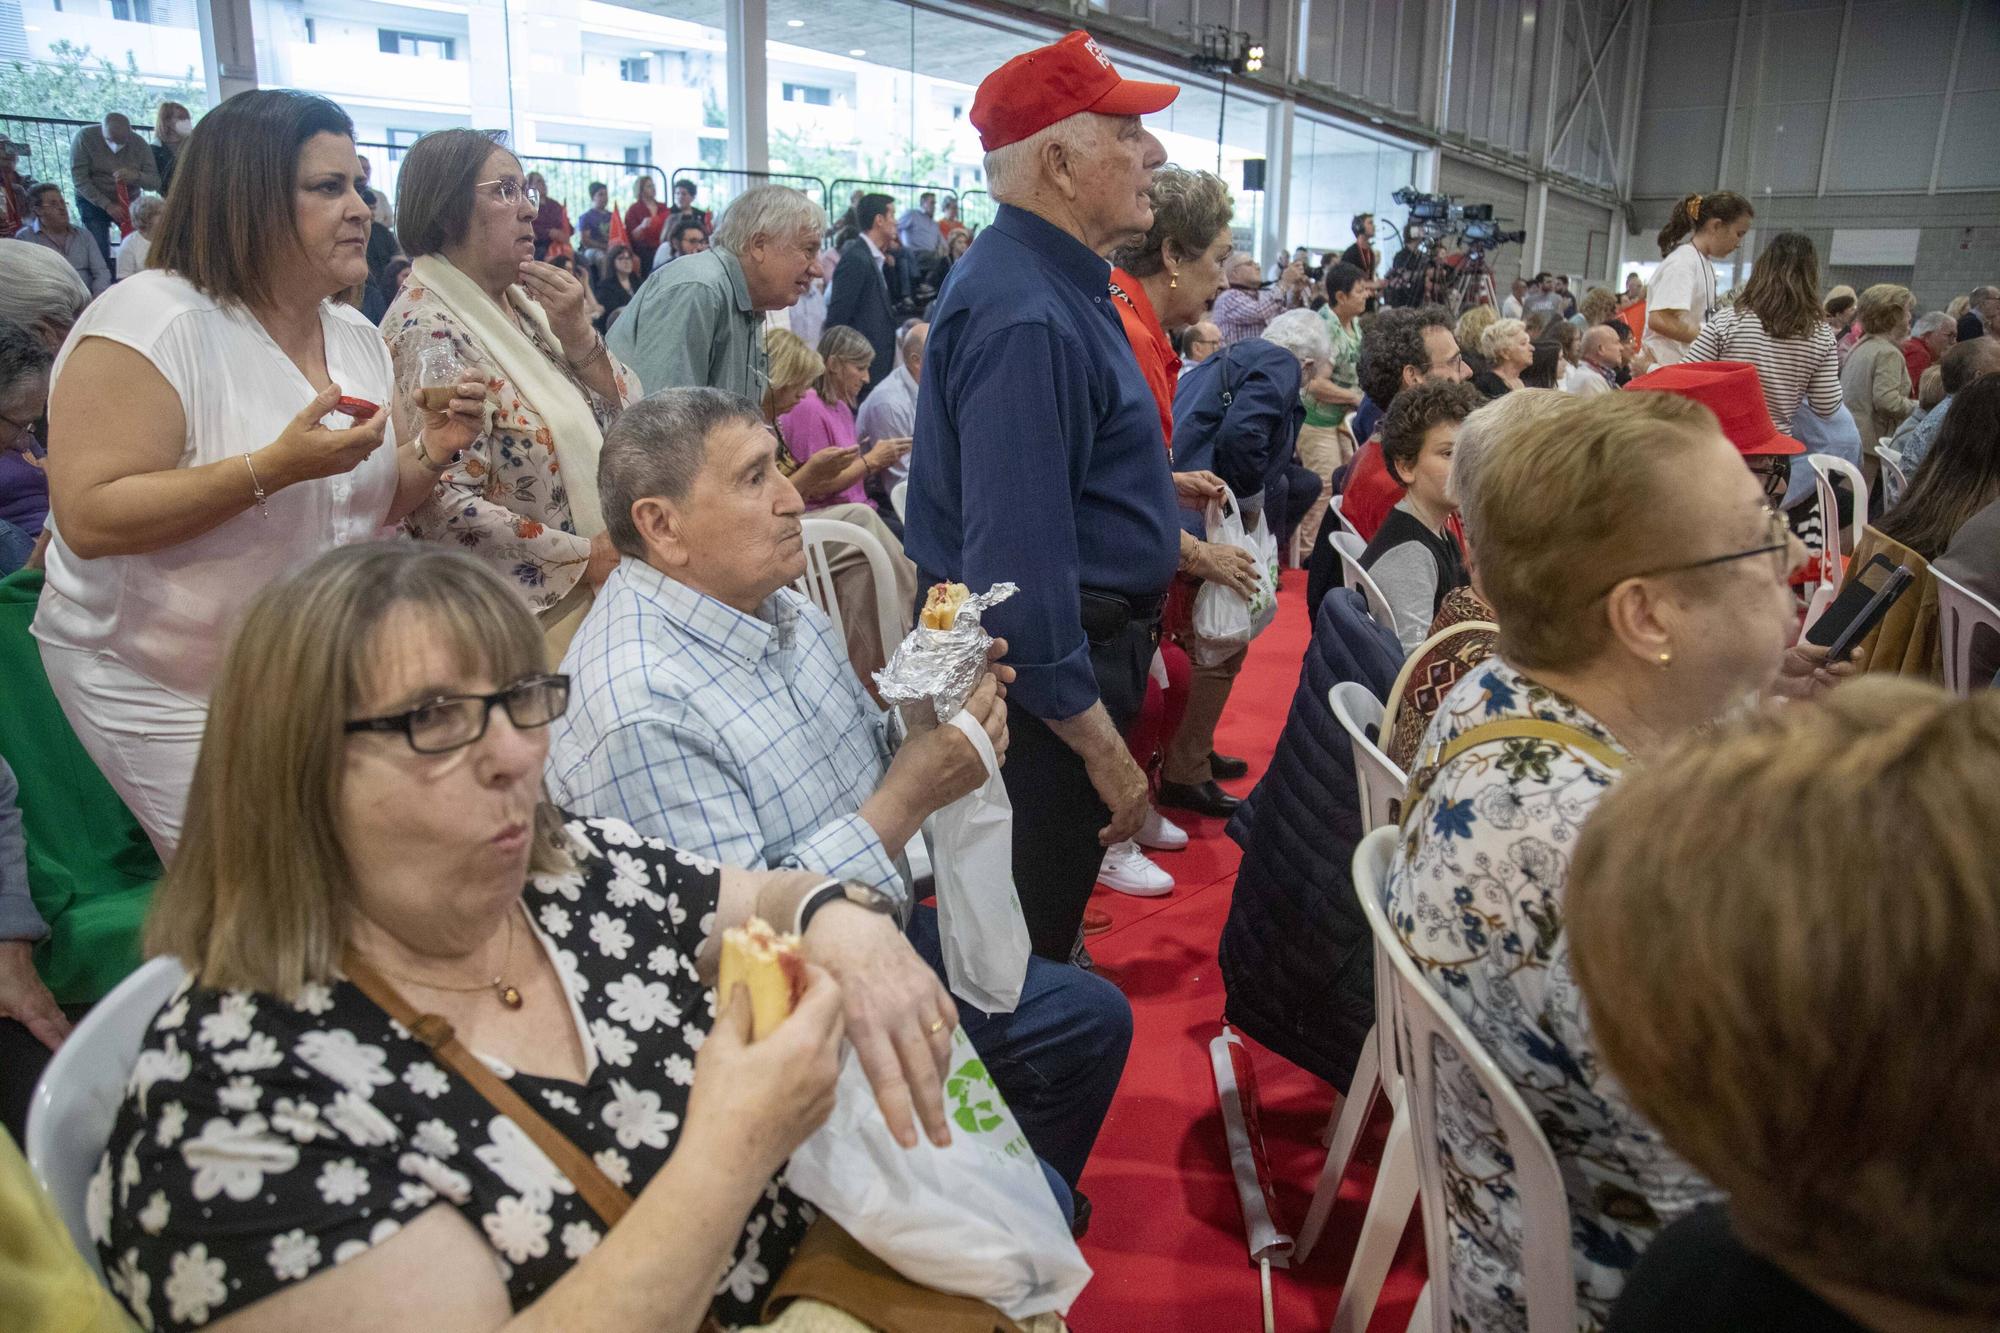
873;582;1018;723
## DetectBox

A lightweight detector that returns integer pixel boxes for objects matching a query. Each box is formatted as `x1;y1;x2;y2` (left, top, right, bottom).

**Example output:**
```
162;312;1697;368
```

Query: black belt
1079;587;1165;645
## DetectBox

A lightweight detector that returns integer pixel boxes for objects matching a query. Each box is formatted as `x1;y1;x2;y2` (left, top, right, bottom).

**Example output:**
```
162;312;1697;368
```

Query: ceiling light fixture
786;19;804;27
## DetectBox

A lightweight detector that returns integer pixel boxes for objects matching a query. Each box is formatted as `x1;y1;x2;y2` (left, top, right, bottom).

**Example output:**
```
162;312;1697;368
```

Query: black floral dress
91;814;812;1330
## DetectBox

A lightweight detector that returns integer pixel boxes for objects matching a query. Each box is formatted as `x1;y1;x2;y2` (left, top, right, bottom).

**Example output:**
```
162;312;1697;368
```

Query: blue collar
990;204;1112;301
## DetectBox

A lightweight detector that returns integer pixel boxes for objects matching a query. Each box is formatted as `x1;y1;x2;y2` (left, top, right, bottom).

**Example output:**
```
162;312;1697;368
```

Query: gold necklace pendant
497;982;524;1009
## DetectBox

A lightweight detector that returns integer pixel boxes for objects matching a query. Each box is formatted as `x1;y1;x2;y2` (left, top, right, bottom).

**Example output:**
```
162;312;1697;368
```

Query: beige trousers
1294;420;1357;557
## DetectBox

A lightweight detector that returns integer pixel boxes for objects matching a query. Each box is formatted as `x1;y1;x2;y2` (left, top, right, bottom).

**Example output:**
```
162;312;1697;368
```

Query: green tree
768;126;960;194
0;40;205;125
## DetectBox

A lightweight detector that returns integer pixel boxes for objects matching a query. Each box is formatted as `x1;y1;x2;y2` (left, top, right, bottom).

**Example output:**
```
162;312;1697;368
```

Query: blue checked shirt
545;557;907;906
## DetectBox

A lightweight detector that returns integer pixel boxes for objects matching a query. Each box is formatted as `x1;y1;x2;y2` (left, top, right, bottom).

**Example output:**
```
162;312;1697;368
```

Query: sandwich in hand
717;917;806;1041
921;581;971;630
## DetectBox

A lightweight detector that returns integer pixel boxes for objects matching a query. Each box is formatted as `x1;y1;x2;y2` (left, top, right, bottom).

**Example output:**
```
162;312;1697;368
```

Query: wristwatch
793;878;897;936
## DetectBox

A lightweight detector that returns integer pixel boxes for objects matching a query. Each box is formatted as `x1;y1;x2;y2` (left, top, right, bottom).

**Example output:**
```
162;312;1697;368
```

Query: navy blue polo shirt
905;204;1180;723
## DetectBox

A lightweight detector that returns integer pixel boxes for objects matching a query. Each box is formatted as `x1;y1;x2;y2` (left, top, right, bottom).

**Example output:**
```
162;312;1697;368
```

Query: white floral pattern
1385;661;1718;1331
96;815;807;1328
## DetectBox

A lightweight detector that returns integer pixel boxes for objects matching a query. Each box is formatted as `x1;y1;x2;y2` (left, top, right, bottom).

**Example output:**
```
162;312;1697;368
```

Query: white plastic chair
889;479;909;522
1354;826;1580;1333
1934;565;2000;696
1330;530;1397;630
1326;831;1421;1333
1802;455;1869;630
27;956;188;1280
796;517;907;663
1331;493;1363;540
1296;684;1411;1271
1874;443;1910;501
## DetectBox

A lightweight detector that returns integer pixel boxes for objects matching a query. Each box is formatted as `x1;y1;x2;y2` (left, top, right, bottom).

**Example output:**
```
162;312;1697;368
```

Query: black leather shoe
1209;751;1250;780
1157;779;1242;818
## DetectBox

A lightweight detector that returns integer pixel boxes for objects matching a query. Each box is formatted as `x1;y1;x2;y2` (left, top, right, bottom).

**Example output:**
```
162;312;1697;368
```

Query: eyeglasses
1595;507;1797;597
474;178;543;209
345;674;570;754
1745;454;1793;505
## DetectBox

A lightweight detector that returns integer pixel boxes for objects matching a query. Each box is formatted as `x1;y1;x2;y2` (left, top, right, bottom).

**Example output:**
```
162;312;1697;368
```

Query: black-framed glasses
1745;453;1793;505
345;674;570;754
1594;508;1797;597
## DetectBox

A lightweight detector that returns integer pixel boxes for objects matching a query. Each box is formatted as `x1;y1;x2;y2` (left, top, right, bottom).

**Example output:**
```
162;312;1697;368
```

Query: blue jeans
75;195;115;269
905;904;1130;1188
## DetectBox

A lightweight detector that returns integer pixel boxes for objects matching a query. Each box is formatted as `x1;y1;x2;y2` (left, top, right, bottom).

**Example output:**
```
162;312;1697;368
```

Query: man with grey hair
549;387;1133;1213
68;112;157;268
1957;285;1999;345
606;183;825;398
906;31;1183;966
854;318;925;492
1903;309;1957;388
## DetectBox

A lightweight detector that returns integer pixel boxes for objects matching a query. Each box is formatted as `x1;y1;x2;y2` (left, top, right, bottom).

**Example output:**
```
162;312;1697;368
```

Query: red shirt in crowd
1901;335;1936;393
1109;266;1179;449
1342;435;1402;541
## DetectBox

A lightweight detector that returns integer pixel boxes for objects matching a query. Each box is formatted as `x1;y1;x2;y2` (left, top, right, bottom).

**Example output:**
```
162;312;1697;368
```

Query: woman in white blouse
1644;190;1753;367
35;89;486;858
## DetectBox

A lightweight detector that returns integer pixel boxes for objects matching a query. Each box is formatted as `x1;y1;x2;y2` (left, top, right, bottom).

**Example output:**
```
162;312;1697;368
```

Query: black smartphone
1826;565;1915;664
1804;553;1896;649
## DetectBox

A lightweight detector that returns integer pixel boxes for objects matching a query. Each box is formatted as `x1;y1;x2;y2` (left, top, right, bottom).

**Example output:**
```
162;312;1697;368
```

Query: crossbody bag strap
341;948;634;1229
1402;716;1627;830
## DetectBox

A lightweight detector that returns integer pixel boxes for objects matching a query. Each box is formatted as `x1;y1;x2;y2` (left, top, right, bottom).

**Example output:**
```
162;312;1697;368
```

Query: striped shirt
1689;306;1842;432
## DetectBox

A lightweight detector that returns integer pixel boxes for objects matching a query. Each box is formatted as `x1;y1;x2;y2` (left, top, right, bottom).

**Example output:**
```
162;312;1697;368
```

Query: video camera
1390;187;1526;251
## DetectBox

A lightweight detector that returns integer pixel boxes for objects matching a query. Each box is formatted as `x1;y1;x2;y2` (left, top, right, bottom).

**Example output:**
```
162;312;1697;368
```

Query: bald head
1582;325;1621;367
102;112;132;146
900;320;929;379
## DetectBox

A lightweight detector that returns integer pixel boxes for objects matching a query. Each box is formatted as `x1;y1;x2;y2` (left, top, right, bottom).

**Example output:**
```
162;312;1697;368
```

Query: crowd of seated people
2;42;2000;1333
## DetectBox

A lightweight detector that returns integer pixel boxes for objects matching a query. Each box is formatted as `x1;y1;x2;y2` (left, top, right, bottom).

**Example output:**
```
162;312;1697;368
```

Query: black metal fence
0;114;159;224
356;144;667;236
669;166;829;220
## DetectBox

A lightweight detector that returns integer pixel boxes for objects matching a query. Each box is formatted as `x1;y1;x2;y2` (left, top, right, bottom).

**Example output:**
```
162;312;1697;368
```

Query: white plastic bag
784;1029;1094;1321
926;709;1030;1014
1189;490;1279;667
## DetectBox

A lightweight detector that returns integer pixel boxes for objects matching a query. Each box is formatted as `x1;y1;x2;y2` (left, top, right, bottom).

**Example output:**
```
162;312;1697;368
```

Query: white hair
983;112;1106;205
712;184;826;254
1263;308;1332;367
1479;317;1527;361
0;238;89;336
1912;311;1953;338
130;193;167;229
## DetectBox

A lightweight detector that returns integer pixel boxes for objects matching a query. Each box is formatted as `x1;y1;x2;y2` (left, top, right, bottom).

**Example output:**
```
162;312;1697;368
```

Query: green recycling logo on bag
946;1056;1030;1158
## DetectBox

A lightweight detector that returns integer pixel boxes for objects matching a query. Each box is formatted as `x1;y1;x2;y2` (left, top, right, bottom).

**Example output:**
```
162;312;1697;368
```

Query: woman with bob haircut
96;541;845;1332
1383;390;1847;1331
1571;679;2000;1333
385;127;640;651
1842;282;1918;454
33;89;484;858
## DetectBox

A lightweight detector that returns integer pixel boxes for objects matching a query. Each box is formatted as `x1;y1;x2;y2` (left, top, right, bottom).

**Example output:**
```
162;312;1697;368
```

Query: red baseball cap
970;31;1180;153
1623;360;1805;455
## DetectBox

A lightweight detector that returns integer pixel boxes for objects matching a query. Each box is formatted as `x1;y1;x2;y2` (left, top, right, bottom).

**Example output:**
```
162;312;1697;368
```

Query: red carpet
1069;581;1428;1332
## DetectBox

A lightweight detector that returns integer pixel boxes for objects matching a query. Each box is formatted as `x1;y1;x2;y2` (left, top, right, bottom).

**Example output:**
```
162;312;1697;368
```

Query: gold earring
1658;650;1673;668
1169;268;1179;290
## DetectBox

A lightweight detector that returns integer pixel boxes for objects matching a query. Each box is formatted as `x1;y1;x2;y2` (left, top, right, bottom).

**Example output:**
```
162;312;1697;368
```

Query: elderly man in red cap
904;31;1196;968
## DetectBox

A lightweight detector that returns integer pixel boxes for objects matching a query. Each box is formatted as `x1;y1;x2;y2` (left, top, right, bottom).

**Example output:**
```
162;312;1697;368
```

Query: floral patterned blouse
383;283;640;614
1383;659;1717;1332
92;814;812;1330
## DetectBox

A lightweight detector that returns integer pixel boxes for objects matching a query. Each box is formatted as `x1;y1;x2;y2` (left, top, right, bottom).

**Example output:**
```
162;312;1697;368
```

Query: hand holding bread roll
717;917;807;1041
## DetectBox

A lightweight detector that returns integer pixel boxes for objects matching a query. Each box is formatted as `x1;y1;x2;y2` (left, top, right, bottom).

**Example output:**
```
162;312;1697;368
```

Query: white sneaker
1136;806;1189;852
1098;841;1174;897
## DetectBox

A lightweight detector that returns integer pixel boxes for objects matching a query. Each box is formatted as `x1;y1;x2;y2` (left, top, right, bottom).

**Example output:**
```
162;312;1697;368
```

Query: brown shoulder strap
342;948;634;1229
1402;716;1627;831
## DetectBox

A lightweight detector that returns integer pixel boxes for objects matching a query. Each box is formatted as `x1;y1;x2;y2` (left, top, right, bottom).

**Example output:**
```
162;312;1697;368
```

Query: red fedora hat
1623;360;1805;455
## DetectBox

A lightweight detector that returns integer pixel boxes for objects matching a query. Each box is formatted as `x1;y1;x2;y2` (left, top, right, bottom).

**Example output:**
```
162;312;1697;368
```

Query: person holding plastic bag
1158;308;1328;818
545;389;1134;1221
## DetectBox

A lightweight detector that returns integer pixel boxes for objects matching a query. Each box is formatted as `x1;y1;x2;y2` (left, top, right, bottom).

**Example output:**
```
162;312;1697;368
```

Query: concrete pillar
1261;99;1294;268
196;0;259;103
725;0;769;173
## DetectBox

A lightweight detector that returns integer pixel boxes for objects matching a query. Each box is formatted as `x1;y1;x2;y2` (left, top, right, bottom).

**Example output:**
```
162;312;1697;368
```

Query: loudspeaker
1242;158;1266;192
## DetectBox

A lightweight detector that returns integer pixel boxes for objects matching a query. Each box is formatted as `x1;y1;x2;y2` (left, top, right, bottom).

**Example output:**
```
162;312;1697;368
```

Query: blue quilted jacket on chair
1218;587;1402;1090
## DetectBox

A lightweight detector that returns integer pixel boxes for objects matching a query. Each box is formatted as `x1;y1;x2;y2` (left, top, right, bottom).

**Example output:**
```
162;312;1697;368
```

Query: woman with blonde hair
385;128;639;653
1690;231;1842;432
1578;285;1618;326
97;541;844;1332
1474;315;1532;395
1841;282;1917;453
761;325;916;685
1572;679;2000;1332
1385;389;1848;1331
1454;303;1498;367
778;324;909;515
150;99;192;193
1645;189;1754;366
